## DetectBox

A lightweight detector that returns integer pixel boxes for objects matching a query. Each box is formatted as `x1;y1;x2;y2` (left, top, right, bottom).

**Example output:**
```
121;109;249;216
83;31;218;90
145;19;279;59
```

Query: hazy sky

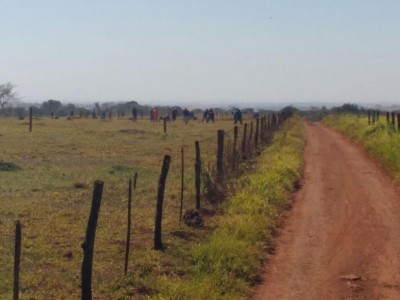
1;0;400;106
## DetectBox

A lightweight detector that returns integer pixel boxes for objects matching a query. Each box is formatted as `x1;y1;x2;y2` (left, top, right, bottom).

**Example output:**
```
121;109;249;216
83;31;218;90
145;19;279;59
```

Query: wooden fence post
217;130;224;180
29;107;33;132
249;121;253;142
242;123;247;160
255;118;259;149
81;180;104;300
195;141;201;209
267;115;271;131
264;116;268;139
232;126;238;170
397;113;400;132
392;112;395;129
368;110;371;125
154;155;171;251
263;116;267;140
163;118;167;134
264;116;268;140
180;147;184;221
124;176;133;276
272;114;277;130
14;220;21;300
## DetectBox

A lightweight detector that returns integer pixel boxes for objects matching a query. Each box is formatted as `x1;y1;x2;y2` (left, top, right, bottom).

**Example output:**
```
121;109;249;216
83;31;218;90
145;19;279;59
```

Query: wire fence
4;112;291;298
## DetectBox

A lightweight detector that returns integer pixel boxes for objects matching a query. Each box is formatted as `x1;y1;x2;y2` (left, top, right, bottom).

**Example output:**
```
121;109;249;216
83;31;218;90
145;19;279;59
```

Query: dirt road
253;123;400;300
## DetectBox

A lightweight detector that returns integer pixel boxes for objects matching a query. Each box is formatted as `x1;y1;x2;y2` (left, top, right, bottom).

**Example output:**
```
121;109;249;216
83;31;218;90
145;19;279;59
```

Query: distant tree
40;99;62;115
0;82;18;112
94;102;101;115
126;100;138;106
332;103;363;114
280;105;298;120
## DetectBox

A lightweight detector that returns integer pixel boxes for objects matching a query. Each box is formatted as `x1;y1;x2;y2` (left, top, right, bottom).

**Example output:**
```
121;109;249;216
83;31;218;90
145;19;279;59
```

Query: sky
1;0;400;107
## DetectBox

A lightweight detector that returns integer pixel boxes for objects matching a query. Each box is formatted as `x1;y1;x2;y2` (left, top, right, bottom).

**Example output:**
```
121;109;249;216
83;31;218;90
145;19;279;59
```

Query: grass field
323;114;400;182
0;115;241;299
1;114;305;299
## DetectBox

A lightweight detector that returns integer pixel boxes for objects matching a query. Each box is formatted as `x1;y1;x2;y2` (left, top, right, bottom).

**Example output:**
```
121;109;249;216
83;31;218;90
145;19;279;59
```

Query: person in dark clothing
132;107;138;121
183;108;190;124
202;109;209;122
150;108;154;122
171;108;178;122
233;108;243;125
207;108;215;123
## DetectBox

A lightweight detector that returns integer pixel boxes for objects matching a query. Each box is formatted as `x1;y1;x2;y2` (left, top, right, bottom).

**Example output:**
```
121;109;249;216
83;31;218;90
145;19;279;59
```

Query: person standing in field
153;107;159;122
208;108;215;123
132;107;138;121
202;109;209;122
171;108;178;122
150;108;154;122
183;107;190;124
233;108;243;125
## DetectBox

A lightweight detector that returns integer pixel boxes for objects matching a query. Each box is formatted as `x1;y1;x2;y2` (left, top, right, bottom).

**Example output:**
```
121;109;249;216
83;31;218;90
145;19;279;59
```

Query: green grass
323;114;400;182
0;116;235;299
0;114;305;299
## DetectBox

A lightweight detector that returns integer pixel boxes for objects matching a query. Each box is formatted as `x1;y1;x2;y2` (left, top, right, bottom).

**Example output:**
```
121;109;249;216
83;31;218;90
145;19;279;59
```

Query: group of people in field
130;106;243;125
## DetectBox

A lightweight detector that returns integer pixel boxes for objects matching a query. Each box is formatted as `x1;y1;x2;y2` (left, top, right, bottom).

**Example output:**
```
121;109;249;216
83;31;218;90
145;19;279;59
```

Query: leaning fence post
217;130;224;180
14;220;21;300
195;141;201;210
154;155;171;251
242;123;247;160
29;107;33;132
81;180;104;300
180;147;184;221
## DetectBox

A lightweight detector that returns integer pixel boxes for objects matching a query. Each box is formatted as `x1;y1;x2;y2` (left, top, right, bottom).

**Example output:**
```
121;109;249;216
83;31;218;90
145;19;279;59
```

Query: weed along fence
367;110;400;132
3;112;290;298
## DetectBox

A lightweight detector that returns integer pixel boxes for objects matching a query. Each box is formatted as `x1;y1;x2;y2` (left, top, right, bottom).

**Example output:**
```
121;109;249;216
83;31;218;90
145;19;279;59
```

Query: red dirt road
253;123;400;300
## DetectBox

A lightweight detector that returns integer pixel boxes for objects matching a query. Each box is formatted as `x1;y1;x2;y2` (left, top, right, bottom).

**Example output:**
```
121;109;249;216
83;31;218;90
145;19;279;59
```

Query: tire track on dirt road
253;122;400;300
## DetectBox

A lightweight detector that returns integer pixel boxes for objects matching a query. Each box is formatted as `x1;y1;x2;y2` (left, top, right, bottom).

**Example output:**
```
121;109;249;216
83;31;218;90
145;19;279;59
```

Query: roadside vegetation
152;115;305;299
323;114;400;182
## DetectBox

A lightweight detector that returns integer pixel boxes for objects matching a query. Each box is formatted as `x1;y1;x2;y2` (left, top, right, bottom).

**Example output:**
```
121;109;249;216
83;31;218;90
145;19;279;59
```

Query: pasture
1;115;240;298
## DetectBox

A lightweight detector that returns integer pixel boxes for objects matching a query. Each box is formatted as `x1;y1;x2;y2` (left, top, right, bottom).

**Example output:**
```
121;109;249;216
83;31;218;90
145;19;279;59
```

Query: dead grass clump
73;182;87;189
0;161;21;171
183;209;204;227
119;129;146;134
